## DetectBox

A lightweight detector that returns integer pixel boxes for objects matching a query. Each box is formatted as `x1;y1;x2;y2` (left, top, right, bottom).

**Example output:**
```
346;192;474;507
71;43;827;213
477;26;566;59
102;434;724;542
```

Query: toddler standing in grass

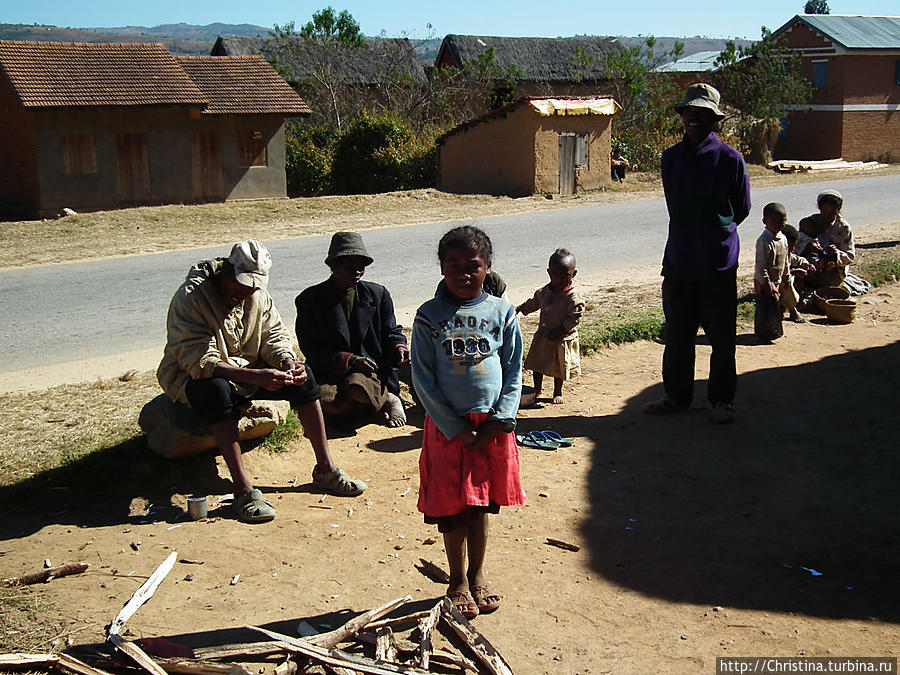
411;225;526;620
516;248;585;404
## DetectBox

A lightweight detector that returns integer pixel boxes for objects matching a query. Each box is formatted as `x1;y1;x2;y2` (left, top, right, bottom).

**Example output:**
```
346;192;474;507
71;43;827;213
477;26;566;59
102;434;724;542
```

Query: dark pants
612;165;627;182
184;364;321;424
661;271;737;407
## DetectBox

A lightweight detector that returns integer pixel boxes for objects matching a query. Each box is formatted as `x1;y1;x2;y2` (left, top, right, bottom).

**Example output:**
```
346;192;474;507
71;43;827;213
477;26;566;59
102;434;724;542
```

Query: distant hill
0;23;751;61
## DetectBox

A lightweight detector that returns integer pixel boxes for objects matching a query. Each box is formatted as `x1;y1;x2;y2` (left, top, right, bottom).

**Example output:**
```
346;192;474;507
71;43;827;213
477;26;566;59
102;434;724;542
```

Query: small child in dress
516;249;585;404
754;203;799;341
411;225;526;620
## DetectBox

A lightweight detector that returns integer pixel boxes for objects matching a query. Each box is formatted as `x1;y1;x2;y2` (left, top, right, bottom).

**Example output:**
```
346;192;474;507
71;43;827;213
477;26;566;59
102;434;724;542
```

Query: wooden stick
439;597;513;675
429;650;479;673
0;652;112;675
85;654;251;675
307;595;412;648
192;640;287;660
2;562;90;587
273;660;297;675
415;558;450;584
108;552;177;636
247;626;429;675
107;634;168;675
544;538;580;552
416;600;442;669
374;627;397;663
364;610;430;631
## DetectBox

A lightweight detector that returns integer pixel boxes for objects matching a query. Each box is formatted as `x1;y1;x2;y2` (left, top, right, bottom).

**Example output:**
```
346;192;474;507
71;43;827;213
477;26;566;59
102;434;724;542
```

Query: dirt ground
2;279;898;672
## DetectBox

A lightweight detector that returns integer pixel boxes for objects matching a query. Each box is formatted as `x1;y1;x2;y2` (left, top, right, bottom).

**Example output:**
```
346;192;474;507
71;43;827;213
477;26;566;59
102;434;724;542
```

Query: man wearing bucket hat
644;83;750;423
158;239;366;523
295;231;409;428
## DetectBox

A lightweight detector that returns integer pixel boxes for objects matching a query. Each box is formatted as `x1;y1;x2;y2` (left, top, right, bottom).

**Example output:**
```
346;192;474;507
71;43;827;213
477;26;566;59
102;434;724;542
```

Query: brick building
772;15;900;162
0;41;310;218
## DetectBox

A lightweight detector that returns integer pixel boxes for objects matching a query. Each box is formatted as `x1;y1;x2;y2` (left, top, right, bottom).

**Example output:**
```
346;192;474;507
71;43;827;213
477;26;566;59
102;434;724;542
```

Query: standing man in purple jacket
644;83;751;423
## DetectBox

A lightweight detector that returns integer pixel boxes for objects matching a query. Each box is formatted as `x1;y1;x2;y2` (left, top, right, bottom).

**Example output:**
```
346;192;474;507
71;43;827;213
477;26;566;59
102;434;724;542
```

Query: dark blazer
295;279;406;394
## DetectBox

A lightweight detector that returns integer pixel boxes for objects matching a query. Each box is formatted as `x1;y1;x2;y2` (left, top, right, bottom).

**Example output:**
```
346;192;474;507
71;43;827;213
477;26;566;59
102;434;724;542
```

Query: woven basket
814;286;850;312
823;298;856;324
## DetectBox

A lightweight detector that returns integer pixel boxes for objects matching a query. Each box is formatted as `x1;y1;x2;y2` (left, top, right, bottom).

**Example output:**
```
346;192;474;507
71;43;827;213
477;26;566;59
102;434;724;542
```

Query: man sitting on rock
157;239;366;523
295;232;409;429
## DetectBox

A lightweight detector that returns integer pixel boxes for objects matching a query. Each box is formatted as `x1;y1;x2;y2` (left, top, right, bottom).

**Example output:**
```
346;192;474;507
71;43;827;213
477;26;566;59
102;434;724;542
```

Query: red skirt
418;412;527;518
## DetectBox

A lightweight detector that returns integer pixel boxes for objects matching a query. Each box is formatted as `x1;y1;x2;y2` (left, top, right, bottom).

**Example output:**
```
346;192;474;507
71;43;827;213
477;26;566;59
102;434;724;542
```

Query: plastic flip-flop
516;431;560;450
538;430;575;447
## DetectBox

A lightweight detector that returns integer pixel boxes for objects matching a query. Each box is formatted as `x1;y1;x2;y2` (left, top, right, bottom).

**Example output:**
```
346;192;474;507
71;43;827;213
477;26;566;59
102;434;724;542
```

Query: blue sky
5;1;899;40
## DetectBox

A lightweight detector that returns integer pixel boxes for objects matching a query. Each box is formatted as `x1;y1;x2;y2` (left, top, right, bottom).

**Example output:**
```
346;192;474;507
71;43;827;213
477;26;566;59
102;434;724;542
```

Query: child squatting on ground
753;202;803;341
516;248;585;404
411;225;527;620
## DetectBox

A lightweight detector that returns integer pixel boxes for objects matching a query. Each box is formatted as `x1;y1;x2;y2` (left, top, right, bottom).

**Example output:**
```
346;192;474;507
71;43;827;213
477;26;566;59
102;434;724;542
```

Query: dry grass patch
0;372;161;486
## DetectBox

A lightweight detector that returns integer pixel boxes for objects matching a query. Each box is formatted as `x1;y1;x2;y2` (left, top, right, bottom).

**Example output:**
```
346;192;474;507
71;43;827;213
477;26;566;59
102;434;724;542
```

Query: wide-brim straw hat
675;83;726;120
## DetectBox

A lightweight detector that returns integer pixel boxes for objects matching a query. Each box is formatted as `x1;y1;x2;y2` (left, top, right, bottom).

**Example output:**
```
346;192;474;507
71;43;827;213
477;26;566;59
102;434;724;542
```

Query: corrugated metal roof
775;15;900;50
654;51;725;73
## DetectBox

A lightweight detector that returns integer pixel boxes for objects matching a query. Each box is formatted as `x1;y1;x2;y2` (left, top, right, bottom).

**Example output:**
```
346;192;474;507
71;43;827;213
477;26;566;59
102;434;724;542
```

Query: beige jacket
157;259;295;405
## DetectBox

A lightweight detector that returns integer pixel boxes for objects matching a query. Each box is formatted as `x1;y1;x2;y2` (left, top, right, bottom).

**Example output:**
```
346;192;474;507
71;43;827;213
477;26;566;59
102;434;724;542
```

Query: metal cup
187;496;208;520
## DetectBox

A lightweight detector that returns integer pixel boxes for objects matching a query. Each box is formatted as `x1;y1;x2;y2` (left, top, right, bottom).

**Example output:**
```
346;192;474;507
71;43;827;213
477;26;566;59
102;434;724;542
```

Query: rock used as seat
139;394;290;459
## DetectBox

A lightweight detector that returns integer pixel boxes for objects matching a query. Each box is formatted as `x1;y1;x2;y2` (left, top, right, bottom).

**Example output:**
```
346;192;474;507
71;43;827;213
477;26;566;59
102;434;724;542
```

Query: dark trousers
661;270;737;407
184;364;321;424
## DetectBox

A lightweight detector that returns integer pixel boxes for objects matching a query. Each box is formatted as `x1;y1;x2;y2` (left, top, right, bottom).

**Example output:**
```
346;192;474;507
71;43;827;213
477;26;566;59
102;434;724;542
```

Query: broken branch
2;562;90;587
439;597;513;675
544;538;580;552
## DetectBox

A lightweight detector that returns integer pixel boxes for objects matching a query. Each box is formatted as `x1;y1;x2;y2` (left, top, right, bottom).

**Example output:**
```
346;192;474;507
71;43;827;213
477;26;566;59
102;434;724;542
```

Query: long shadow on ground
567;339;900;622
0;437;236;539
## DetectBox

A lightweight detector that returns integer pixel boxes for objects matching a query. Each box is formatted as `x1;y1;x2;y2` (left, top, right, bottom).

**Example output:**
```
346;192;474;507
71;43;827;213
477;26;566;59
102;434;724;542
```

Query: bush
330;111;436;194
285;123;335;196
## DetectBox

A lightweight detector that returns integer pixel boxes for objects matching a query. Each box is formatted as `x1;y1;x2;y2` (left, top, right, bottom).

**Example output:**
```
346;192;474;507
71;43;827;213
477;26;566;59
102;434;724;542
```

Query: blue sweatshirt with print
411;292;523;440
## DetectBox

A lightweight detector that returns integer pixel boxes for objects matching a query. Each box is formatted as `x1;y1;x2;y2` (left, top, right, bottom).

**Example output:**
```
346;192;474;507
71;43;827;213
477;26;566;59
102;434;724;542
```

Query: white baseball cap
227;239;272;289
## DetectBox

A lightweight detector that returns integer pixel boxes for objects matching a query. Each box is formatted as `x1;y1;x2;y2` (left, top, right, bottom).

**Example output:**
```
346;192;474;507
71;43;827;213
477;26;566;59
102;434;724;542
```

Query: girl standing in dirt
411;225;526;619
516;248;585;404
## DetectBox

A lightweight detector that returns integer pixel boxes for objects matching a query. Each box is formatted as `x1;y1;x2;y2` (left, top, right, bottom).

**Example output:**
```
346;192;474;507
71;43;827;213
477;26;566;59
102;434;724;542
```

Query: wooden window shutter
63;134;98;174
238;130;268;167
575;133;589;169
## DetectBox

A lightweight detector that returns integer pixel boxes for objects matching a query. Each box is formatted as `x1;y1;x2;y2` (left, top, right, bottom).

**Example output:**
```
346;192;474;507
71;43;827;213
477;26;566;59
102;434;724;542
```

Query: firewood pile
0;553;513;675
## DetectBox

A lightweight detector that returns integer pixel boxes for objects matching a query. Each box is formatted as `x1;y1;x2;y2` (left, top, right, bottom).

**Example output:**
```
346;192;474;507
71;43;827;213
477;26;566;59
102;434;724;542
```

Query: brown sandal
470;585;501;614
447;589;479;619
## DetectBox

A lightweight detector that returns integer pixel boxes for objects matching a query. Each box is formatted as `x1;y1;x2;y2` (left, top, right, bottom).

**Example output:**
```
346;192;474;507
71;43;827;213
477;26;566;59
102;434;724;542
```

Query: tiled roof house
0;40;310;217
771;15;900;161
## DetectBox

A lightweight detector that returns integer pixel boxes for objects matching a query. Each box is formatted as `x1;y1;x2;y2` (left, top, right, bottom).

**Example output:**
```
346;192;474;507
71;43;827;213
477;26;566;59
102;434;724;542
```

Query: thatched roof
436;35;621;83
211;36;426;86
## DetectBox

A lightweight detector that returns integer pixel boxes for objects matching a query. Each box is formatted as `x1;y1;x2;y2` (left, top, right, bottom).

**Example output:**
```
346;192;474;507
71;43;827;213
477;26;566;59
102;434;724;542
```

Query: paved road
2;173;898;376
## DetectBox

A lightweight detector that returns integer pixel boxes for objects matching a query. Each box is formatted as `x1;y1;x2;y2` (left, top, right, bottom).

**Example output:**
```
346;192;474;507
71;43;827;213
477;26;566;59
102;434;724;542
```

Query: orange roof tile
177;55;311;115
0;40;207;108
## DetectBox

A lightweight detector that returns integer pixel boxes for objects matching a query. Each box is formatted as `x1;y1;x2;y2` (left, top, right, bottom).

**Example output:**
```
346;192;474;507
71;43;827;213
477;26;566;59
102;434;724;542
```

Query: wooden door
558;133;576;196
191;131;224;200
115;133;150;203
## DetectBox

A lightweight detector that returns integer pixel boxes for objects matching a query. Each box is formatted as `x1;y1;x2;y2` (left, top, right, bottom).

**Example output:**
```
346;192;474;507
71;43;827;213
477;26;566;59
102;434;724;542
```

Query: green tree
270;8;364;130
299;6;364;48
713;27;814;162
804;0;830;14
588;37;685;170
